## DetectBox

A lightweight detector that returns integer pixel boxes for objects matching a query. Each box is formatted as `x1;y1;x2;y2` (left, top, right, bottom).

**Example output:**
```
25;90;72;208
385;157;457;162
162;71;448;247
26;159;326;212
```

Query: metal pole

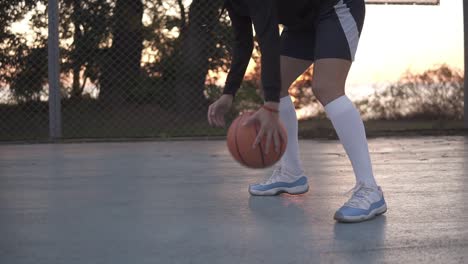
48;0;62;139
464;0;468;128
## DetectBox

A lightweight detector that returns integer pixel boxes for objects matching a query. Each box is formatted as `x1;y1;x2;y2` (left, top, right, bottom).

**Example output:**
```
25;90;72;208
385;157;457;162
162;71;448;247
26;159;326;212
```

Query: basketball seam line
254;122;266;167
235;115;248;166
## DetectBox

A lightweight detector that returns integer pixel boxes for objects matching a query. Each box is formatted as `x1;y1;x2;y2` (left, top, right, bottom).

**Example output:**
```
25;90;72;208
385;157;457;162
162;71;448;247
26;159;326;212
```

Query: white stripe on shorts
334;0;360;61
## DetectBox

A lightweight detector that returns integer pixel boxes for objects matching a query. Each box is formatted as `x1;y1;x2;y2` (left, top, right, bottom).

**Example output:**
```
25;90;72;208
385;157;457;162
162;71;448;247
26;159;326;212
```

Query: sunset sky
347;0;463;98
9;0;463;101
222;0;463;100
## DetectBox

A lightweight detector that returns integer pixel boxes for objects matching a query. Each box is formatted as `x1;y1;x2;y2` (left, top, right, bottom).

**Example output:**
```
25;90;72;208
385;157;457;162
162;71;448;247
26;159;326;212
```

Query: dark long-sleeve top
223;0;327;102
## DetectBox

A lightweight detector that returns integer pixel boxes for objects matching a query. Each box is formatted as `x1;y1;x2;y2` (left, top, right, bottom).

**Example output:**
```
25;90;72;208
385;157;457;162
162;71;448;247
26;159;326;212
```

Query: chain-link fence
0;0;461;142
1;0;266;141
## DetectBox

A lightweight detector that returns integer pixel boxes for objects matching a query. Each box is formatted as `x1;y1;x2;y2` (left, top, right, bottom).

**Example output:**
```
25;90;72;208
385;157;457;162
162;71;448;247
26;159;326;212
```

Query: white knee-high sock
279;96;304;176
324;95;378;187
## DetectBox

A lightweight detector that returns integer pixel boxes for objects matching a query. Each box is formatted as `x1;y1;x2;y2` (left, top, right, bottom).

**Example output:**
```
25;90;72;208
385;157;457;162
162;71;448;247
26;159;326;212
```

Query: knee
311;81;329;99
312;80;345;106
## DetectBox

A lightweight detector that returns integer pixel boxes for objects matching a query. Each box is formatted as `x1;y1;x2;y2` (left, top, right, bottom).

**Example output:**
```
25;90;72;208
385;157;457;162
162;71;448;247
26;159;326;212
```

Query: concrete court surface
0;136;467;264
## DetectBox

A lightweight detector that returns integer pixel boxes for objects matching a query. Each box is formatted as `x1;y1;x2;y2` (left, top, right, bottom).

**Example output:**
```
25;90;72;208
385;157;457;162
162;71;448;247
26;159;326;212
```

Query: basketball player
207;0;387;223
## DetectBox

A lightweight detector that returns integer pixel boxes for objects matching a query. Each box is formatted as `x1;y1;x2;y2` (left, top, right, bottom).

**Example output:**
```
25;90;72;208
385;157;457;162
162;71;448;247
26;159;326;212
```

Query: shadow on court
0;136;467;264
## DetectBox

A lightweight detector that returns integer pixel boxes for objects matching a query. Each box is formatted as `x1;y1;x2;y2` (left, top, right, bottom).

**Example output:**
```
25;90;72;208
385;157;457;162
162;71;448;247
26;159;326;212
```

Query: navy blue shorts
280;0;365;62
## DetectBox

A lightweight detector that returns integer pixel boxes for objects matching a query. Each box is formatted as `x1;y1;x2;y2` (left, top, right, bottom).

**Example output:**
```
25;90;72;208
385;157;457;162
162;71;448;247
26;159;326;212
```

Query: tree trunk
99;0;143;104
174;0;224;115
71;15;82;99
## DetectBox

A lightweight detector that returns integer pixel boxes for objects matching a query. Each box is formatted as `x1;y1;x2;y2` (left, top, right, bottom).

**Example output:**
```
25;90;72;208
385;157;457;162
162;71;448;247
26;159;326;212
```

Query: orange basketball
227;112;287;169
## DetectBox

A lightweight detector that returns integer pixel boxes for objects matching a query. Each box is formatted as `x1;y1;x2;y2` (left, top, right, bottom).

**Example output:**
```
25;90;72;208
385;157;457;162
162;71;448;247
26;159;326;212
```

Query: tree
174;0;225;114
140;0;231;111
9;47;48;102
358;65;464;120
0;0;40;99
99;0;144;104
60;0;112;99
1;0;112;102
1;0;233;109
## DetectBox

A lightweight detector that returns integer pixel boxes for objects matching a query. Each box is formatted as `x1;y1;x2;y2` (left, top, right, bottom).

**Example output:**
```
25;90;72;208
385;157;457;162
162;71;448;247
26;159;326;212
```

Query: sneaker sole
249;184;309;196
334;204;387;223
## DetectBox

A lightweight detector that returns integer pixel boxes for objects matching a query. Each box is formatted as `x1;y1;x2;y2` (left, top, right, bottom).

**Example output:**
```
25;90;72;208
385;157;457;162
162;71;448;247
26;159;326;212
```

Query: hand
207;94;233;127
243;102;285;154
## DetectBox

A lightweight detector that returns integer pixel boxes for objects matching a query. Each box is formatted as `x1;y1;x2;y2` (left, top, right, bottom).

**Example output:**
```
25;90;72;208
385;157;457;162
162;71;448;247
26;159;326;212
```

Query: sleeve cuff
263;87;280;102
223;90;235;96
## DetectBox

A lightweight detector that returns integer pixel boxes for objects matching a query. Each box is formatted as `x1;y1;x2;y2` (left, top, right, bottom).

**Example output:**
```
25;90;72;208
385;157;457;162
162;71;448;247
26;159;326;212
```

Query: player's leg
312;0;386;222
279;56;311;176
249;31;314;196
276;28;316;181
249;55;312;196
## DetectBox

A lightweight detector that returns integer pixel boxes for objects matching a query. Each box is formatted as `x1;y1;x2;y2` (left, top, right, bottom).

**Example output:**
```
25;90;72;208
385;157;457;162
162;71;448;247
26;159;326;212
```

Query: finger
264;130;272;154
273;129;280;153
212;112;219;127
220;115;226;127
253;127;265;149
214;113;223;127
207;105;213;126
279;125;287;145
212;107;223;127
210;105;218;127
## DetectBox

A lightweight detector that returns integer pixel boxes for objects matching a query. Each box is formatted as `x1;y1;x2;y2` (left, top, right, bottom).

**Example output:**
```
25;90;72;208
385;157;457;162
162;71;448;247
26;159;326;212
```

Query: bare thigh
311;58;351;106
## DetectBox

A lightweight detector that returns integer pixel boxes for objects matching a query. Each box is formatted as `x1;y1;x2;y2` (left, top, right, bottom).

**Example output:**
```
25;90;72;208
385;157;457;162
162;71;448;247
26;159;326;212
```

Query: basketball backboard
366;0;439;4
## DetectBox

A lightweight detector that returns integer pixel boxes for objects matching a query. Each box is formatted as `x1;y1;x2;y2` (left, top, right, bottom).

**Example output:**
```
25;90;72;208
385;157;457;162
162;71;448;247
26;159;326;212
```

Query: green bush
357;65;463;120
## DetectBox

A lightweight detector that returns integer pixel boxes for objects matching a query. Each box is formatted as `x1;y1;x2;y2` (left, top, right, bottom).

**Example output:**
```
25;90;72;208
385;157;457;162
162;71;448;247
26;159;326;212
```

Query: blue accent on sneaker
334;195;387;222
249;176;308;192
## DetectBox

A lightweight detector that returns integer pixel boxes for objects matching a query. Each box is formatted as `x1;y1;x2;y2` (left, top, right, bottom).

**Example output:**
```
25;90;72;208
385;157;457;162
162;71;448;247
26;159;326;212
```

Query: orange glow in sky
347;0;463;98
213;1;463;100
9;0;463;101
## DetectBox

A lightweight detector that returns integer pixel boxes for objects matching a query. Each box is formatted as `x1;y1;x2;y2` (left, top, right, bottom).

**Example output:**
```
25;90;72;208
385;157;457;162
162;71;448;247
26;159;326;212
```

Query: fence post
48;0;62;139
464;0;468;128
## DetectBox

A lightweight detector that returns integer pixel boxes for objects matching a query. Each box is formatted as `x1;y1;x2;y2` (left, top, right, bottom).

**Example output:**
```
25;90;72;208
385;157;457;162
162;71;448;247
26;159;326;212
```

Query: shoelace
264;168;282;185
344;182;377;209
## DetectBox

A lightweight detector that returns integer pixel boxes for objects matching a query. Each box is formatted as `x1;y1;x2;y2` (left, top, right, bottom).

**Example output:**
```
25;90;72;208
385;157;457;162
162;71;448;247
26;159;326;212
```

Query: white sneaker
334;182;387;223
248;167;309;196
